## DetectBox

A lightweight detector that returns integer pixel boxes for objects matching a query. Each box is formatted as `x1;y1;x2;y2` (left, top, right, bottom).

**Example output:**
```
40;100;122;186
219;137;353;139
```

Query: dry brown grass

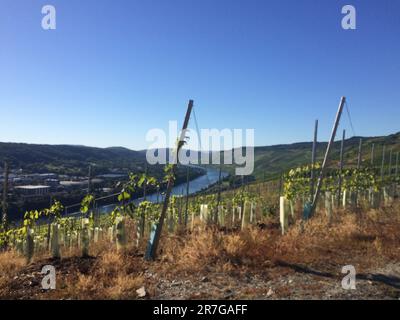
274;203;400;271
160;226;273;274
0;201;399;299
160;202;400;276
0;250;25;292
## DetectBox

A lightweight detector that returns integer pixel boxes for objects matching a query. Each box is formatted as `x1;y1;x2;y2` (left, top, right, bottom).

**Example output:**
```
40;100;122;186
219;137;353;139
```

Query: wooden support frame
307;97;346;219
145;100;194;261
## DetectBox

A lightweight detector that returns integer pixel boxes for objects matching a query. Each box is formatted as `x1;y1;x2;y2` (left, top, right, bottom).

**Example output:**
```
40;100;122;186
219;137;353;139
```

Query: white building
14;185;50;197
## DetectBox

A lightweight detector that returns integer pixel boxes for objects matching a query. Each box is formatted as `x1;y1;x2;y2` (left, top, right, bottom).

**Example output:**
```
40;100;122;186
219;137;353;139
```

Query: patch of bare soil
1;205;400;300
2;255;400;300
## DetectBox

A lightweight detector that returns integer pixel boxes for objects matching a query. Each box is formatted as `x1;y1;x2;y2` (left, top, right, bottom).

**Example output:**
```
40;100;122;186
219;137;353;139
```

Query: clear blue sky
0;0;399;150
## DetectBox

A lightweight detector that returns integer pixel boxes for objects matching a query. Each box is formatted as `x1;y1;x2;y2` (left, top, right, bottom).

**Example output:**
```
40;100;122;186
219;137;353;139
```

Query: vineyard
1;0;400;309
1;162;399;258
1;96;400;299
0;154;399;299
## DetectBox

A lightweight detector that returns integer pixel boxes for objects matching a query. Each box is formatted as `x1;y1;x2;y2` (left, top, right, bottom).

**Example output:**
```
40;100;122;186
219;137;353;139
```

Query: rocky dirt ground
2;205;400;300
2;249;400;300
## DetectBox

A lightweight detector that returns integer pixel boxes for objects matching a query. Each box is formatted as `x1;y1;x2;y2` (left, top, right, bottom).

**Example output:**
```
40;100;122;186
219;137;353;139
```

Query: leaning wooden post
241;202;248;230
310;120;318;201
307;97;346;219
337;130;346;208
145;100;193;261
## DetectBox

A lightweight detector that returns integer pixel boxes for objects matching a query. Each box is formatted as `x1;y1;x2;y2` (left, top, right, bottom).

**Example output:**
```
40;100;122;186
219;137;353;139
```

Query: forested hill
0;143;157;177
217;131;400;180
1;131;399;180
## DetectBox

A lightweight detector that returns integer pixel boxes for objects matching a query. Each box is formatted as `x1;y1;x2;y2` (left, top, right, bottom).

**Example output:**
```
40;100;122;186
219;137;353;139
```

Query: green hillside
0;143;203;181
0;143;150;176
1;131;399;182
221;131;400;180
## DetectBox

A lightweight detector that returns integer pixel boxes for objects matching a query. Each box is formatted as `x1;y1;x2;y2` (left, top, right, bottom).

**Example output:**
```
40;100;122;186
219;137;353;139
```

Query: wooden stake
356;138;362;207
278;173;283;195
143;162;148;201
338;130;346;208
2;162;9;231
370;143;375;167
184;166;190;227
310;120;318;201
145;100;194;261
215;164;222;225
381;145;386;181
178;192;183;225
394;152;399;198
156;185;160;203
241;202;248;230
325;191;333;222
88;165;92;194
357;138;362;169
308;97;346;218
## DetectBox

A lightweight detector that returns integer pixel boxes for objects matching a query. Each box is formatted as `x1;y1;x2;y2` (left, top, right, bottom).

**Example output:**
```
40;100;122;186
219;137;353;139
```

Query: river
93;167;229;216
137;166;229;203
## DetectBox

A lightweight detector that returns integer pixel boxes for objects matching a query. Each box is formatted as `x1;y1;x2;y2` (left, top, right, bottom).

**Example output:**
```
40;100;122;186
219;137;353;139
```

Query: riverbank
7;167;229;225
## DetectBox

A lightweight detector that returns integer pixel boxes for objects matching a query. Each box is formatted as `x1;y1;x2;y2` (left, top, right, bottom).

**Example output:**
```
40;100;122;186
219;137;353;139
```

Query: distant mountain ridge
0;143;150;176
196;131;400;180
1;131;399;179
248;131;400;179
